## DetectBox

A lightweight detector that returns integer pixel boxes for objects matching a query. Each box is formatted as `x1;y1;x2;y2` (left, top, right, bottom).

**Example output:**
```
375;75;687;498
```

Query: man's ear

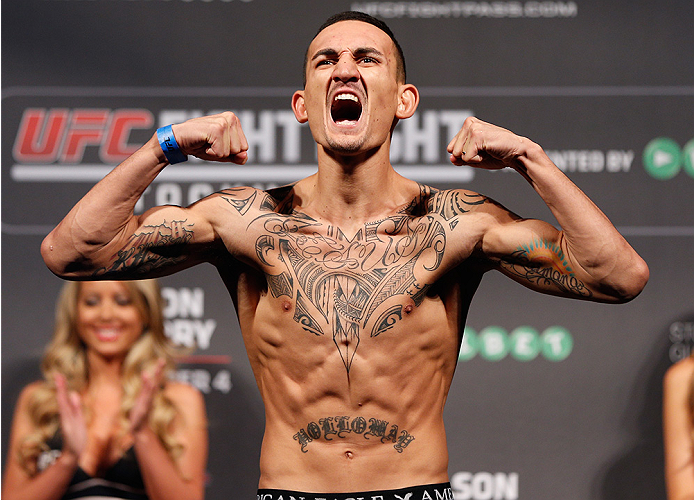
395;84;419;119
292;91;308;123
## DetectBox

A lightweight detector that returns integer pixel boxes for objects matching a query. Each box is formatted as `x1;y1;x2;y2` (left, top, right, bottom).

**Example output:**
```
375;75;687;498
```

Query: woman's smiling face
75;281;145;360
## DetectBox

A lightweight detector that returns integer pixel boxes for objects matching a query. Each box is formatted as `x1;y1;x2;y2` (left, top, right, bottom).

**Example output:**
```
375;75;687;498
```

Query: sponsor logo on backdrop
545;149;634;174
643;137;694;180
162;286;232;394
8;96;675;245
352;1;577;18
668;320;694;363
459;325;573;362
451;471;519;500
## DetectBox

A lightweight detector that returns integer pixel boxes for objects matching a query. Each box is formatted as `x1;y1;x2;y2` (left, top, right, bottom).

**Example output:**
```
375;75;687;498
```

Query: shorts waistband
257;482;453;500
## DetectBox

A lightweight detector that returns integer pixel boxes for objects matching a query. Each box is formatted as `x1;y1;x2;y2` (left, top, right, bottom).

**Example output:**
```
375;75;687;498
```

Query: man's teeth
335;94;359;102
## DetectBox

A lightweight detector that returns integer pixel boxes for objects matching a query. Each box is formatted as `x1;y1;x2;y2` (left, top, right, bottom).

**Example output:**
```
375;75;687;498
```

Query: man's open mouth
331;93;362;124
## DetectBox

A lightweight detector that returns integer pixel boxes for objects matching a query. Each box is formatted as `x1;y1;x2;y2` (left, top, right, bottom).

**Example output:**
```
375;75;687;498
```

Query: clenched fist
171;112;249;165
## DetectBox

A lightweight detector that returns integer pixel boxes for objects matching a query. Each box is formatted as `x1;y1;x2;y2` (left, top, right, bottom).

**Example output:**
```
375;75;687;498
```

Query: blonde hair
19;279;183;475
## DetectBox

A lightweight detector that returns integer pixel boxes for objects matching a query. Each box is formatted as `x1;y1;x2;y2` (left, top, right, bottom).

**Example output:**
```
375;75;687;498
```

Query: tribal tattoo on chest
225;185;486;374
101;184;590;379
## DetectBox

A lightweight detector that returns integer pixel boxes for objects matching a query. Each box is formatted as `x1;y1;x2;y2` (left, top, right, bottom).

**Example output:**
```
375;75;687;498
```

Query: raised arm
448;117;649;302
41;112;249;280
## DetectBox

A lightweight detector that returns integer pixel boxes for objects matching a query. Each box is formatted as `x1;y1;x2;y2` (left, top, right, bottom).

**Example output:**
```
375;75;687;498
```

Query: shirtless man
41;11;649;500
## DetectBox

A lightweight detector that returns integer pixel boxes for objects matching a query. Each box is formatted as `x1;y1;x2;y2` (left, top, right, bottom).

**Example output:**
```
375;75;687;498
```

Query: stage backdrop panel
3;1;692;499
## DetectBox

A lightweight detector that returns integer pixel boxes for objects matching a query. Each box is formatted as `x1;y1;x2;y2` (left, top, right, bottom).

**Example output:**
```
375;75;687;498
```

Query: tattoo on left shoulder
293;415;415;454
427;190;489;232
428;190;487;219
499;238;592;298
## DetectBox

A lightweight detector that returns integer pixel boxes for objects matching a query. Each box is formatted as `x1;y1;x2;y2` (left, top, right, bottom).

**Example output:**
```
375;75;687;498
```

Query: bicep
481;214;596;300
94;185;279;279
95;203;219;279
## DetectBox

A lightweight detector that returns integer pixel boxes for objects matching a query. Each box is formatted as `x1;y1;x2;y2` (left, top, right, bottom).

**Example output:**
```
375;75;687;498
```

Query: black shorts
257;482;453;500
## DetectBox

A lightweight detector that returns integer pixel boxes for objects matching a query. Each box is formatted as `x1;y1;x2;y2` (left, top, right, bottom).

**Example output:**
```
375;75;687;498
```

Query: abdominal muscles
248;291;458;491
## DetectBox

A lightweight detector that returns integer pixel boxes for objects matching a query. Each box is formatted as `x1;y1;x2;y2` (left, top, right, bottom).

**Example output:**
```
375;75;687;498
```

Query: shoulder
7;381;50;433
665;357;694;391
162;380;207;420
422;187;509;218
420;187;520;239
15;381;48;408
163;380;205;405
201;184;297;217
195;186;264;212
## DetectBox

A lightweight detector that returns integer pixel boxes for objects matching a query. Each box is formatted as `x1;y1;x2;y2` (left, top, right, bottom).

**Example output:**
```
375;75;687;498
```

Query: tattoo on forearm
293;415;415;453
100;219;194;275
499;238;592;298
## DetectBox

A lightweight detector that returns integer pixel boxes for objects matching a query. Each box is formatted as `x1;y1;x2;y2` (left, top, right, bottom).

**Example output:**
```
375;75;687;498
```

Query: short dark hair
302;11;407;86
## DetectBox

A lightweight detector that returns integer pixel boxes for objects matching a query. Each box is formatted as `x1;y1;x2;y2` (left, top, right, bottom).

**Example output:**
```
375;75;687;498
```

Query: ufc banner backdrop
2;2;693;499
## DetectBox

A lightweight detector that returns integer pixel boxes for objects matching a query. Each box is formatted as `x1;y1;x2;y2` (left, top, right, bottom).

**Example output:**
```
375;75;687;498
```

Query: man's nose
332;55;360;82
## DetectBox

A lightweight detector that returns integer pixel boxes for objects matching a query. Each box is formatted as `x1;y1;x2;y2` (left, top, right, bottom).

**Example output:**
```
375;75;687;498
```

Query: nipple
404;304;414;314
282;301;292;312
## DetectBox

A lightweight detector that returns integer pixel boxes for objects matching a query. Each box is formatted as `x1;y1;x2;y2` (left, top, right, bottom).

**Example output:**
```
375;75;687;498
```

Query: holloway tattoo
293;415;415;453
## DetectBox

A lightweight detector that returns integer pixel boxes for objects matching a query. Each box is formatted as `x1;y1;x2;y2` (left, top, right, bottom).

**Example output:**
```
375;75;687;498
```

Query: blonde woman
664;355;694;499
2;280;208;500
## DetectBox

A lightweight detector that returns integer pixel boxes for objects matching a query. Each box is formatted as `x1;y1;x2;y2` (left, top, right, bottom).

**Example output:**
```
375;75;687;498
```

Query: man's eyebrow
311;48;338;62
353;47;384;58
310;47;384;62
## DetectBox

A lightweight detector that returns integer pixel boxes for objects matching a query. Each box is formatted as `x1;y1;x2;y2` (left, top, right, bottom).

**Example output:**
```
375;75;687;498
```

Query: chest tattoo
252;209;447;373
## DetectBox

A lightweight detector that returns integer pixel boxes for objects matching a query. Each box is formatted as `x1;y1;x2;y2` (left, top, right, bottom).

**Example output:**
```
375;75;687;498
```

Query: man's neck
300;147;414;228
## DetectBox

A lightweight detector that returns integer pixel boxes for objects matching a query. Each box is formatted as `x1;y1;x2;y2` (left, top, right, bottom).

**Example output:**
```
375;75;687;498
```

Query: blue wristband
156;125;188;164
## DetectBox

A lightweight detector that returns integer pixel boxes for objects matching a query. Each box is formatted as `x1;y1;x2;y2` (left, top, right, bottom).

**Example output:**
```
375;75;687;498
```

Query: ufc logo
13;108;154;164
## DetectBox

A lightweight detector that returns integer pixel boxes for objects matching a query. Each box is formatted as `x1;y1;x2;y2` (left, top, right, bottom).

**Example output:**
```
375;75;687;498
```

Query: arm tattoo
498;238;592;298
98;219;194;276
